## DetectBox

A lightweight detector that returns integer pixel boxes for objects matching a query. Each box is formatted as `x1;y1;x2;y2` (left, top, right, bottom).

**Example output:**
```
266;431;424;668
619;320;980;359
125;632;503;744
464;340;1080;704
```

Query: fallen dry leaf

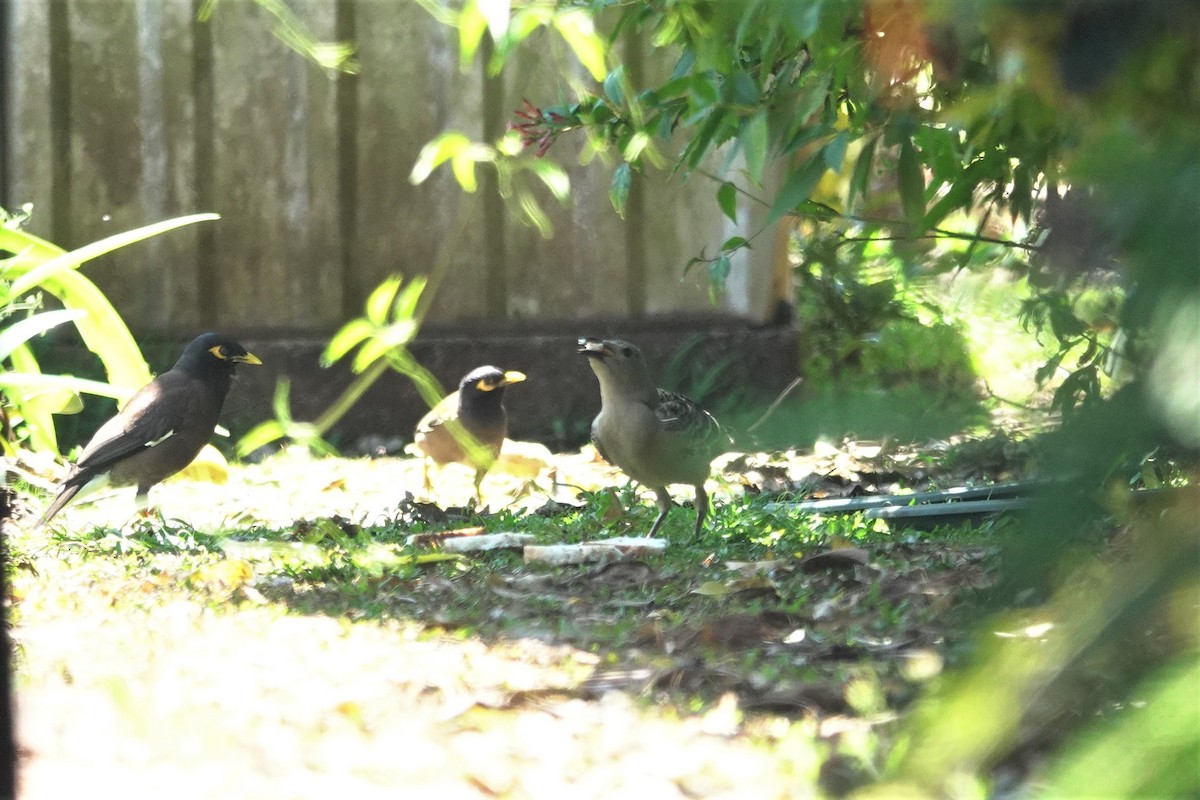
798;548;872;573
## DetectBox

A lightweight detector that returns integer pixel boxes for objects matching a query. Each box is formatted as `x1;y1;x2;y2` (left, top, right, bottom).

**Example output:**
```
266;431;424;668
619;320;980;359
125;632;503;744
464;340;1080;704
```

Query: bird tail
36;483;83;529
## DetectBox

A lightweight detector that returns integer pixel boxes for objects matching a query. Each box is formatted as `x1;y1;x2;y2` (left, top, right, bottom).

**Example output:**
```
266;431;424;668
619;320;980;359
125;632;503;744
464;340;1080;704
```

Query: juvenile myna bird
579;337;727;538
412;366;526;503
37;332;261;527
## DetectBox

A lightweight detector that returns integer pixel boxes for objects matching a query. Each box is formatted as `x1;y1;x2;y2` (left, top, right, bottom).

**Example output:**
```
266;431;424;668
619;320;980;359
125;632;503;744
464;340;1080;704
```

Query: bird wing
654;389;727;459
590;420;613;465
414;392;460;435
72;373;191;475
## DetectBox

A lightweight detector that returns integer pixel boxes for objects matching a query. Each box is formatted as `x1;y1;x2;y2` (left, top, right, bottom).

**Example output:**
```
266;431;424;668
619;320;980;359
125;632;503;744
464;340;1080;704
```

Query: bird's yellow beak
503;370;526;385
235;352;263;366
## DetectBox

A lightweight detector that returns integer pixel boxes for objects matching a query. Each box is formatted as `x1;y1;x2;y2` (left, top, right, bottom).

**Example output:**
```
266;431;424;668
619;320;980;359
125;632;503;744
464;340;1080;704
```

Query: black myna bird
412;366;526;503
37;332;261;527
579;337;727;538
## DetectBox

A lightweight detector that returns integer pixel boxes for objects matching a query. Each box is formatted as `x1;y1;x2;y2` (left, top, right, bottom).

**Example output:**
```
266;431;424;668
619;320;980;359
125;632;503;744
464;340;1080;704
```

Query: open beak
234;352;263;366
577;338;610;359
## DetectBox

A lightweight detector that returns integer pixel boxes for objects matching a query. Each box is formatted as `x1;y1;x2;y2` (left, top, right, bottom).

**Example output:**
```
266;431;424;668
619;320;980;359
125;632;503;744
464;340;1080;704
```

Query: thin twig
747;376;805;433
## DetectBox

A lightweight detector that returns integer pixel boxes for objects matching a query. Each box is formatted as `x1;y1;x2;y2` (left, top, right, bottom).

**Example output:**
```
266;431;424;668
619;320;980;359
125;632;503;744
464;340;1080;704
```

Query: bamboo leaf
848;136;879;213
9;213;220;297
767;152;828;225
741;110;769;185
898;137;925;227
0;309;86;362
0;371;134;401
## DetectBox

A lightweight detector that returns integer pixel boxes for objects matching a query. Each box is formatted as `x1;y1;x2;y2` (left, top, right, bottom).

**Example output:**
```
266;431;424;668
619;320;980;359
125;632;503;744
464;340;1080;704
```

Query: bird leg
472;468;486;509
692;484;709;539
421;458;434;493
135;487;153;516
646;487;673;538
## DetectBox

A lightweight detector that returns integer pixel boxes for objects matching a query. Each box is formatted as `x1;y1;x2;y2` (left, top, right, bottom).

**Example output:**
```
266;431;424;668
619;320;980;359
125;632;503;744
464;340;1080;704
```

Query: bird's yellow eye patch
209;345;229;360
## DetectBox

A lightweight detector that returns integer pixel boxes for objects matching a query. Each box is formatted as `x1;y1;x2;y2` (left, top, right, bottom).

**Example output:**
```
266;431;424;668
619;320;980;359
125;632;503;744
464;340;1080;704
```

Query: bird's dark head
176;333;262;378
459;366;526;396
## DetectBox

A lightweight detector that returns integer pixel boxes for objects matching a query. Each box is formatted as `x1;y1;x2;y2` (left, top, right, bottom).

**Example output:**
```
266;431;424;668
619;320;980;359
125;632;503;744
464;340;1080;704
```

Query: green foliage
0;206;219;455
792;227;979;404
237;275;438;457
198;0;359;73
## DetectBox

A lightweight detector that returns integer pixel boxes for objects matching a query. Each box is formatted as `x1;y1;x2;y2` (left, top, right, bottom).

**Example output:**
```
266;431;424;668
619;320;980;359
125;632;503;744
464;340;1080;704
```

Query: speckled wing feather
654;389;726;458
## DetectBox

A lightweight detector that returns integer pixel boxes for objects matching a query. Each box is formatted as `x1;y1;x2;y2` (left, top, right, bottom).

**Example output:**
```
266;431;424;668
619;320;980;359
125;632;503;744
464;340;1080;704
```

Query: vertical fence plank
3;1;54;227
3;2;774;335
127;0;203;332
351;1;488;323
208;0;341;331
499;29;629;321
636;38;724;317
67;1;148;316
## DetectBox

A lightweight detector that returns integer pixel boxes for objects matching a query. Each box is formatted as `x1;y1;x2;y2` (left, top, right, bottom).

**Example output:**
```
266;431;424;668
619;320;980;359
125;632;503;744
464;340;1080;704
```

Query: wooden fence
2;0;783;336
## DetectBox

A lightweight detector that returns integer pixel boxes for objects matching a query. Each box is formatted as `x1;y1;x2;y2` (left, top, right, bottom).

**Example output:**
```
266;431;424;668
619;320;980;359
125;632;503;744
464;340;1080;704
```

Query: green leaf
767;153;828;225
848;134;879;211
9;213;220;297
729;71;759;106
394;275;429;321
824;130;849;172
610;163;632;218
321;318;375;367
600;66;628;107
717;181;738;223
528;160;571;201
235;420;287;458
0;309;86;362
0;225;151;393
0;370;132;401
708;255;732;303
353;335;401;374
622;131;652;163
741;110;769;185
365;275;404;326
451;153;479;193
553;8;607;81
457;0;488;69
898;137;925;226
410;132;471;185
721;236;748;252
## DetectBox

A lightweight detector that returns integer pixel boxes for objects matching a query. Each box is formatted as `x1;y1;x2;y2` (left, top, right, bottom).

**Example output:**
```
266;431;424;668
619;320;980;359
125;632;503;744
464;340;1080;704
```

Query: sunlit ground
12;446;835;799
